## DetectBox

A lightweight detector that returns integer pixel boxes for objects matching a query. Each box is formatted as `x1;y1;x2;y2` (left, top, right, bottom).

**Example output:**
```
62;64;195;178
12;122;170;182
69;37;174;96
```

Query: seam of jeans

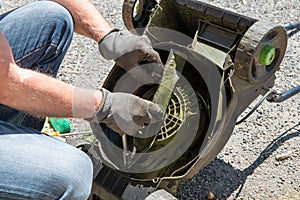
17;113;44;130
15;42;59;64
0;183;57;199
43;43;61;76
16;112;29;128
16;42;61;76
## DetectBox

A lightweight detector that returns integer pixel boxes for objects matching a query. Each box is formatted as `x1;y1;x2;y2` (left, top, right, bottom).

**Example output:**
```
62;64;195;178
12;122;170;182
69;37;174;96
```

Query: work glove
88;88;163;136
98;29;163;83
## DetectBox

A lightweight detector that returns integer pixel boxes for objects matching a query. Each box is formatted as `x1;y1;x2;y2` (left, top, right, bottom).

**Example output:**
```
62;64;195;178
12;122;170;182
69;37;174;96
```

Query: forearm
50;0;113;42
0;64;102;118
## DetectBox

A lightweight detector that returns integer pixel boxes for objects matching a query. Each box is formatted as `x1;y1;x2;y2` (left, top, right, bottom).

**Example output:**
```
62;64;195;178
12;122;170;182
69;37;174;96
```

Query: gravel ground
2;0;299;199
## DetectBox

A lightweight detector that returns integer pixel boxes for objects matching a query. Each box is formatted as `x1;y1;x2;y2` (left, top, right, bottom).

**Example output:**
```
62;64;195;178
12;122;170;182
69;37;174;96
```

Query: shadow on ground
176;122;300;199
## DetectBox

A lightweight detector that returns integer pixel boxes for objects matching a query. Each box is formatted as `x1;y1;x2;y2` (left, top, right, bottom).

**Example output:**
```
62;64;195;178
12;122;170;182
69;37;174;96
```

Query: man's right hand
88;88;163;136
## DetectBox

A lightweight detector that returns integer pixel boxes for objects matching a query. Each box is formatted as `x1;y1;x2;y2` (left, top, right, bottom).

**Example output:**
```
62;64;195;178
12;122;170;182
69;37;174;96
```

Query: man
0;0;163;199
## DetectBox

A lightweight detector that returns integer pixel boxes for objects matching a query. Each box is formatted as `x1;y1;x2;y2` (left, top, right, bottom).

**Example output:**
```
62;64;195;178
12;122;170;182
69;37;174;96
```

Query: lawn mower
67;0;300;199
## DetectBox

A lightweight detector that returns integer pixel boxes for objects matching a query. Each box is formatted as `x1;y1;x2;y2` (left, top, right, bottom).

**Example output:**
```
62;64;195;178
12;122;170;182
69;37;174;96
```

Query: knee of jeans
24;1;74;76
53;148;93;199
28;1;74;48
39;1;74;24
40;1;74;39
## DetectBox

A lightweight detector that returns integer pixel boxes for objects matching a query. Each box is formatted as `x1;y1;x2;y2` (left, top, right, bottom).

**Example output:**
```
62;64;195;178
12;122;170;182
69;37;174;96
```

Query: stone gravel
1;0;299;199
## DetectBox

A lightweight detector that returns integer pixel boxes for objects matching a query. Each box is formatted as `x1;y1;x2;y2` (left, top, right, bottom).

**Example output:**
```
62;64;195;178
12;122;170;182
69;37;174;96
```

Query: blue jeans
0;1;74;131
0;1;93;199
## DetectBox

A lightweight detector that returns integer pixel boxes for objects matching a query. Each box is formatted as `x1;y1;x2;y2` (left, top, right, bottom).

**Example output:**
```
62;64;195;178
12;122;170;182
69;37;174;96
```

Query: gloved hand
89;88;163;136
98;29;163;82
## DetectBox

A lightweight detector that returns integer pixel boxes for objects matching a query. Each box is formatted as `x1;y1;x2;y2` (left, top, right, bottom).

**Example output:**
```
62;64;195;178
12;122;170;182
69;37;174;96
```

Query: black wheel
122;0;158;30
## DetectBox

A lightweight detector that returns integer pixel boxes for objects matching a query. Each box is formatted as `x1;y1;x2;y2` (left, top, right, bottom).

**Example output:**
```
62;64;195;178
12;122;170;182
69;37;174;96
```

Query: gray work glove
89;88;163;136
98;29;163;82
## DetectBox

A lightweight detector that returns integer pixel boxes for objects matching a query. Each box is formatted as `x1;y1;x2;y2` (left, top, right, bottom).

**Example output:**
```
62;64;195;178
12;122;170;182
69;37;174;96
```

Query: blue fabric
0;121;93;200
0;1;74;131
0;1;93;199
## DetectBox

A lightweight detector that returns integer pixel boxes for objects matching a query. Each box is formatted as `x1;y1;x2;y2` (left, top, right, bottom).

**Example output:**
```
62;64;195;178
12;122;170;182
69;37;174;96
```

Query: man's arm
50;0;114;42
0;32;162;135
0;32;102;118
51;0;164;83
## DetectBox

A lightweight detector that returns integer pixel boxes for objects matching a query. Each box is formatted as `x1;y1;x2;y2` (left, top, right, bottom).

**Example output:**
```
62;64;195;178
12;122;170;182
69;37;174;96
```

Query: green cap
49;118;71;134
259;45;276;65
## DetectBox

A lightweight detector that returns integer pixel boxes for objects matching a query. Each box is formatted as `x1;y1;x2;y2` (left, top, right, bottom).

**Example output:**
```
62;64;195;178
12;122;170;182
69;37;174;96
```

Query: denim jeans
0;1;93;199
0;0;74;131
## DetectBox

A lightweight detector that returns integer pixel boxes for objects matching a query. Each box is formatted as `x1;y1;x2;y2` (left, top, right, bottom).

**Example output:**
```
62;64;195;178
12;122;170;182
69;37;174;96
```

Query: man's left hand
98;30;163;82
